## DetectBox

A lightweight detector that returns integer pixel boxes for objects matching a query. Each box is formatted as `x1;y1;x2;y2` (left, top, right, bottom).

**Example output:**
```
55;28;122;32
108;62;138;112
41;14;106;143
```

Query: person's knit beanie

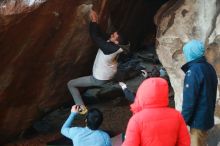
183;40;205;62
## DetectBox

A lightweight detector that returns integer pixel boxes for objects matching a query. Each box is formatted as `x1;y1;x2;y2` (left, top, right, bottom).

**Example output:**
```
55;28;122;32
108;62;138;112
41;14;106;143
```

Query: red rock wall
0;0;168;144
0;0;101;143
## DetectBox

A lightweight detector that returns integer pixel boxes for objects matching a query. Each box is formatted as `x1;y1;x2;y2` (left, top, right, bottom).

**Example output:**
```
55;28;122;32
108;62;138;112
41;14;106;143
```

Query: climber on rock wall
67;9;130;105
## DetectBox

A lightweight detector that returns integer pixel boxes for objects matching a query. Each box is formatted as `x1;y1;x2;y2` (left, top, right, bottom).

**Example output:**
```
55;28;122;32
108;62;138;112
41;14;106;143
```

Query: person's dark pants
67;75;108;105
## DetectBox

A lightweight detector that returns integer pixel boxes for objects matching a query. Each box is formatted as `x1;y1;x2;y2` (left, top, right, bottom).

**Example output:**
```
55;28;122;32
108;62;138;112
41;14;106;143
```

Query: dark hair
86;108;103;130
150;66;160;77
117;31;129;45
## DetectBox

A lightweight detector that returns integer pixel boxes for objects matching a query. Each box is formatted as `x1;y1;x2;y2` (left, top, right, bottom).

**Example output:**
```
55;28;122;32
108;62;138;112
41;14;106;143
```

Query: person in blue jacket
61;105;111;146
181;40;218;146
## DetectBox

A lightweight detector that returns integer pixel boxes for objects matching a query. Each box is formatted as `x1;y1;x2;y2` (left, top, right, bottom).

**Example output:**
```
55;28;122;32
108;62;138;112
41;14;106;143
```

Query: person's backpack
113;55;144;82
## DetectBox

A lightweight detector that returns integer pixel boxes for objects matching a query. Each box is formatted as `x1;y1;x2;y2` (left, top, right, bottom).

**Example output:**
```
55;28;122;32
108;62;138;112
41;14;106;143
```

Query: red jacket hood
131;77;169;114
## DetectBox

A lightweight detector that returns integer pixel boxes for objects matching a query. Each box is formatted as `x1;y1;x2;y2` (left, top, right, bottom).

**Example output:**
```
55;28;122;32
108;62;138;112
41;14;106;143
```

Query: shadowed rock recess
0;0;220;145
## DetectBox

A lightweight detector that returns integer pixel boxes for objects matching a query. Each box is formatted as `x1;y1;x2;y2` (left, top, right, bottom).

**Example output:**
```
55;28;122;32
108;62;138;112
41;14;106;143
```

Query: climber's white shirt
93;48;123;80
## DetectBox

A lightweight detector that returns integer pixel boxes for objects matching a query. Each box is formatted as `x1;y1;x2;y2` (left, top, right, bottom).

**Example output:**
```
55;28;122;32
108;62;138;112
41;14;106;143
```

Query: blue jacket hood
183;40;205;62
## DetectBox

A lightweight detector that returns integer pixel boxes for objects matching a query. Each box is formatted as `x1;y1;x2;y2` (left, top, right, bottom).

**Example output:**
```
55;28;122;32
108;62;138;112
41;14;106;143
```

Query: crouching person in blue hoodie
61;105;112;146
181;40;218;146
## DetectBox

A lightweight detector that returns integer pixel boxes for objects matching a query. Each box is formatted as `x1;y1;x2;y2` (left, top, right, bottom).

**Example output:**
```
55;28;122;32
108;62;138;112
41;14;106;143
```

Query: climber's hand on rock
90;10;98;22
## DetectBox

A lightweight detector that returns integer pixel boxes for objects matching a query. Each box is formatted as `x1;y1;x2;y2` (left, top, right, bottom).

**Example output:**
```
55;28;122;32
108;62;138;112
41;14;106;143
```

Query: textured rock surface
0;0;98;144
0;0;168;144
155;1;220;143
155;0;220;120
2;0;220;145
0;0;45;15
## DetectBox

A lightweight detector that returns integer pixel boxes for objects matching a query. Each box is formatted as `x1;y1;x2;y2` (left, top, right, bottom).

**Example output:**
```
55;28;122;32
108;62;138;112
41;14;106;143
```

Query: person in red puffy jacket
122;77;190;146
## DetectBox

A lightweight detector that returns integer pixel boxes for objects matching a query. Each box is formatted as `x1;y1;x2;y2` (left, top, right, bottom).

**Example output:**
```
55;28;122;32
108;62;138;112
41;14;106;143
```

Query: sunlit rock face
0;0;45;15
155;0;220;119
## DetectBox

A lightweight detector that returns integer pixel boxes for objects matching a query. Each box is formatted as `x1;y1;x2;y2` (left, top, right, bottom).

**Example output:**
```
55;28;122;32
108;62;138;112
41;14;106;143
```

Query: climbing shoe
78;105;88;115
